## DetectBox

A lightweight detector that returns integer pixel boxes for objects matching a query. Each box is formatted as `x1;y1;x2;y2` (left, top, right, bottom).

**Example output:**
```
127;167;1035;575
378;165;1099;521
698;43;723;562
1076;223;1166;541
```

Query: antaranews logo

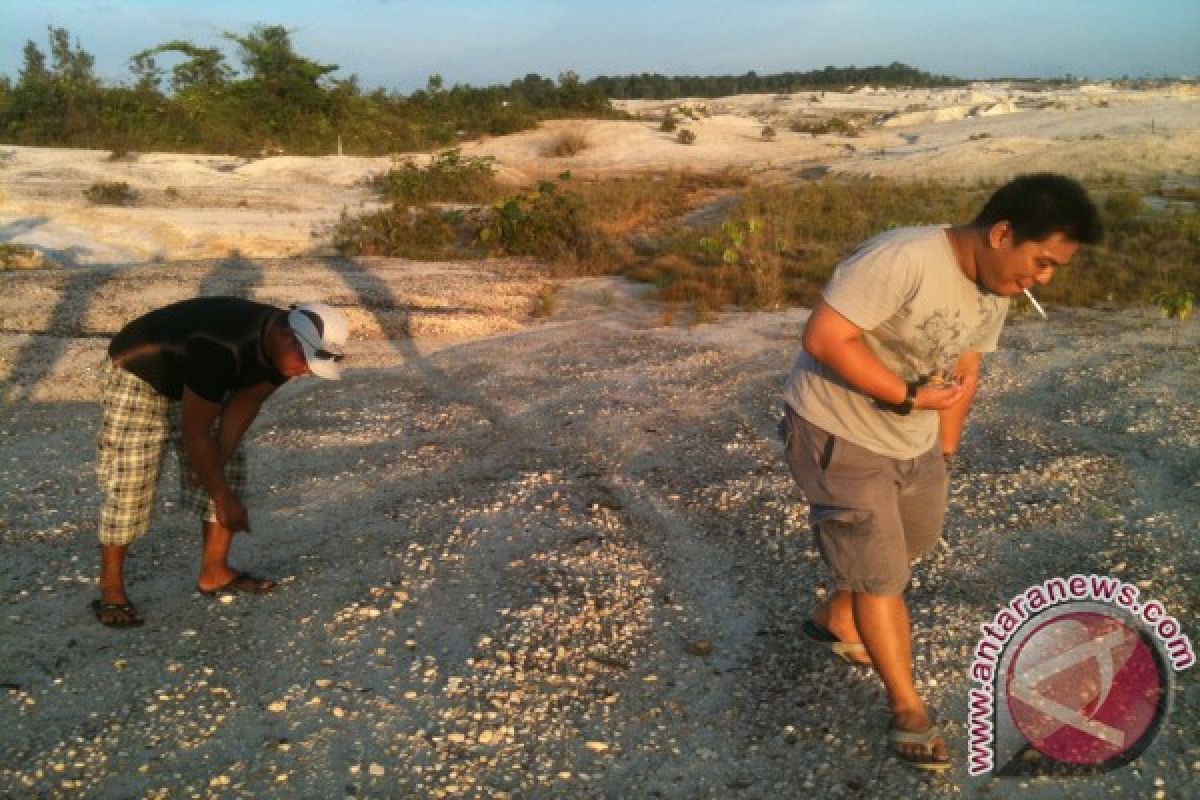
967;574;1194;777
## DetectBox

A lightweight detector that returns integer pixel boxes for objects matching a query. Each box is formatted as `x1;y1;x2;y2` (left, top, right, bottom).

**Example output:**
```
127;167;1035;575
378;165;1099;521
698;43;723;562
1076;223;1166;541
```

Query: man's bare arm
216;381;278;462
937;350;983;457
802;300;965;411
181;389;248;531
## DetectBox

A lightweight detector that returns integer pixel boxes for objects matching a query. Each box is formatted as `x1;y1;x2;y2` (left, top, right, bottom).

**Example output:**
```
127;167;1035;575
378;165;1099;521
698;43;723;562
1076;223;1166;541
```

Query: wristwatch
875;380;920;415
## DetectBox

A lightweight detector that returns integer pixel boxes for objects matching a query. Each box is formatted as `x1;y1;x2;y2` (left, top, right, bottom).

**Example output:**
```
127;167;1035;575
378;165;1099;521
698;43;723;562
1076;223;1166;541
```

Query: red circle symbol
1005;611;1164;765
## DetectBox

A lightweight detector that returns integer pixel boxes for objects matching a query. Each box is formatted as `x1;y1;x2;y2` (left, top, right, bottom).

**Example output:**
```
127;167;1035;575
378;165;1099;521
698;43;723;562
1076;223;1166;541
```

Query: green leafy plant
478;176;592;263
659;113;677;132
1151;290;1194;320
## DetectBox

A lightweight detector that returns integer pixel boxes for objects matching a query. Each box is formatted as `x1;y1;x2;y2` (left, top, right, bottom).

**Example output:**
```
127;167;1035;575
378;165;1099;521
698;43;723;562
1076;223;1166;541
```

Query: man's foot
91;598;145;628
802;618;873;667
197;570;277;596
889;709;951;772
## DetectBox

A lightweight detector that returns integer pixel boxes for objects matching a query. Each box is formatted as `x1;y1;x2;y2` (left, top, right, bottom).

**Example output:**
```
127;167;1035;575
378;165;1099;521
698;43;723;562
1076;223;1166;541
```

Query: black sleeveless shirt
108;297;289;402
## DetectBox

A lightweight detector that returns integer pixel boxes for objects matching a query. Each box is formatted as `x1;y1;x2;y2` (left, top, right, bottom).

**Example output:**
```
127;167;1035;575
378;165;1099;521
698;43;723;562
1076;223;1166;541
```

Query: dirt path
0;261;1196;798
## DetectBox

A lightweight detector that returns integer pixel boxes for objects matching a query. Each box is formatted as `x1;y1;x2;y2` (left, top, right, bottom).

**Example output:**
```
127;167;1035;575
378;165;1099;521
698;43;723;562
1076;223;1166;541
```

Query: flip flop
802;618;872;668
888;718;952;772
198;570;277;596
91;598;145;628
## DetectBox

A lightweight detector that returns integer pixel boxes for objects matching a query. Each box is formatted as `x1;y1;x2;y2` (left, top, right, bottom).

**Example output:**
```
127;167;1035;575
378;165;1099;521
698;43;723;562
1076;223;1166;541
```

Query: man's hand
915;381;968;411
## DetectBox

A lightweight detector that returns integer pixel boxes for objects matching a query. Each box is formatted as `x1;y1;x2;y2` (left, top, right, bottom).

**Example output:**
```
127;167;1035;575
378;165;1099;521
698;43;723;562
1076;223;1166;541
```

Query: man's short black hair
973;173;1103;245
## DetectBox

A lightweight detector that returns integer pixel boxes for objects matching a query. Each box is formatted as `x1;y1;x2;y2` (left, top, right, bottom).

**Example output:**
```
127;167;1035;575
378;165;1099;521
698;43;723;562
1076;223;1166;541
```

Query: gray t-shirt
784;226;1008;459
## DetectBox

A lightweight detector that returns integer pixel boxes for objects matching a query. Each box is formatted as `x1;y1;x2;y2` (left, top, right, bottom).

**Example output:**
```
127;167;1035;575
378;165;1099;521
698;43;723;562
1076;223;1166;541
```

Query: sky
2;0;1198;92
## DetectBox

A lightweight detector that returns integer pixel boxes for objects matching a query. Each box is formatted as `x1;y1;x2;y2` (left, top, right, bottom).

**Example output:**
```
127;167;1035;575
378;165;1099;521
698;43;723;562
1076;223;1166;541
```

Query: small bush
531;286;558;318
761;125;777;141
789;115;860;137
1151;290;1194;320
677;129;697;145
1;242;43;270
83;181;138;205
542;128;590;158
369;148;499;204
479;178;593;264
659;114;677;132
333;206;461;259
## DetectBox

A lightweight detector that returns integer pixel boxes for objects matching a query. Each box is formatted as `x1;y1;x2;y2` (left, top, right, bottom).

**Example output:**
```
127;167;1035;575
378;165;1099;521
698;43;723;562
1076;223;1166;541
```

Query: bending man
781;174;1102;770
93;297;348;628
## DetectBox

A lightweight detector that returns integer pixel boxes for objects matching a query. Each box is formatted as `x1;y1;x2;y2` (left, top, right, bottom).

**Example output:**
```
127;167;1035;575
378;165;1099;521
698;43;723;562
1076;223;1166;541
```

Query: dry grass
334;172;1199;316
627;175;1200;314
541;128;591;158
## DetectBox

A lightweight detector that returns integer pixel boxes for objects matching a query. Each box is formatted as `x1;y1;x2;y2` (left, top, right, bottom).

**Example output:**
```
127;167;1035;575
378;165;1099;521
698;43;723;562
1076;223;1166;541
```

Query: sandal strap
889;725;941;747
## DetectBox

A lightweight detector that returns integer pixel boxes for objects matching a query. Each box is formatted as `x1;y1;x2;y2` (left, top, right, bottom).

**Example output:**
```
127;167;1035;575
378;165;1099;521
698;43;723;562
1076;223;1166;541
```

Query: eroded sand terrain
1;83;1198;798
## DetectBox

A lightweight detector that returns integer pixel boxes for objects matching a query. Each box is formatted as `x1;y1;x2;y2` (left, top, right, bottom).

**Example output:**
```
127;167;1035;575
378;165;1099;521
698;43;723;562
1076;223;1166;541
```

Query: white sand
3;82;1197;266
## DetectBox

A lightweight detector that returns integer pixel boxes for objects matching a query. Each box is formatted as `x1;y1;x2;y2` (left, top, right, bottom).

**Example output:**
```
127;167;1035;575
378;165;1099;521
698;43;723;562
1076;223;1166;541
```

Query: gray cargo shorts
781;405;947;595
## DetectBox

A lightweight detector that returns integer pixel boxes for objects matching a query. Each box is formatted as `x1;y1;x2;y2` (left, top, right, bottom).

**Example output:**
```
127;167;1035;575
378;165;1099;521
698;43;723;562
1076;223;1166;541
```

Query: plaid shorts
96;361;247;545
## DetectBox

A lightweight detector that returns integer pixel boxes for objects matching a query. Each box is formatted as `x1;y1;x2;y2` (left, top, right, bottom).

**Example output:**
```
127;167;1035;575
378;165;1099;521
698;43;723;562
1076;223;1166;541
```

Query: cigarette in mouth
1023;288;1048;319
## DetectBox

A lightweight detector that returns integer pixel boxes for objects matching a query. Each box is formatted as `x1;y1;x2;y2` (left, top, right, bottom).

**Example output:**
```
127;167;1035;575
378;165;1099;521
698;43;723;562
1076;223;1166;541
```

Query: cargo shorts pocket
811;505;875;537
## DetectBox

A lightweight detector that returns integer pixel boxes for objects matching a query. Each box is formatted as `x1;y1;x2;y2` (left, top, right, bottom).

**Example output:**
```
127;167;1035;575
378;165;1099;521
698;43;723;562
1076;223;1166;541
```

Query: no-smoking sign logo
991;604;1173;775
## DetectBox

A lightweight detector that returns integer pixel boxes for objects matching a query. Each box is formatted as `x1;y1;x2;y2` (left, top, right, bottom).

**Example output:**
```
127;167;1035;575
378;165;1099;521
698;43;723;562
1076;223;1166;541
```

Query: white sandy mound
1;83;1198;266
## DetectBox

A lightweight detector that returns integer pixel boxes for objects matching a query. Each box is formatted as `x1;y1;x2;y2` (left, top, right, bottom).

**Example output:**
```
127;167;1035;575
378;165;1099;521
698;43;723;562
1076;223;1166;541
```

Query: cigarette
1023;288;1047;319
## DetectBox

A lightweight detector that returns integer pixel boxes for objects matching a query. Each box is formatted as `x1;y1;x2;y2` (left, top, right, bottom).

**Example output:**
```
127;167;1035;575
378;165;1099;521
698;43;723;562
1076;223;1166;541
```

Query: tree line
0;26;962;156
589;63;964;99
0;26;612;156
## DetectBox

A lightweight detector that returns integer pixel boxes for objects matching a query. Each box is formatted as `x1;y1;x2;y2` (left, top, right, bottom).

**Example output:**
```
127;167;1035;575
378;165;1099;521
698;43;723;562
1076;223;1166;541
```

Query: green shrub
659;114;677;132
789;115;861;136
333;206;461;259
479;178;594;264
83;181;139;205
1151;289;1194;320
676;129;696;145
369;148;499;204
761;125;777;141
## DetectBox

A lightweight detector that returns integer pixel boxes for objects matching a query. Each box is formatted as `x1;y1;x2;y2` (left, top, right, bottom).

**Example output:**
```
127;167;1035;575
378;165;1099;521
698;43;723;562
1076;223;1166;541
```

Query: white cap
287;303;348;380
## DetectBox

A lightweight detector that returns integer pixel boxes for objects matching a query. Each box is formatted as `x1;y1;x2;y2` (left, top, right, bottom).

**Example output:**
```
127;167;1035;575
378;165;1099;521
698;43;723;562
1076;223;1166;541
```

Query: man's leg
854;591;948;763
95;362;169;626
175;425;275;594
98;544;131;605
197;520;237;591
194;518;275;592
811;589;872;666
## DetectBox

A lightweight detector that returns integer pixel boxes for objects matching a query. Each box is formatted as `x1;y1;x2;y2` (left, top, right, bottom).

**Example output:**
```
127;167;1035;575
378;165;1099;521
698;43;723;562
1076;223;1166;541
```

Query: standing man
93;297;349;628
780;174;1102;770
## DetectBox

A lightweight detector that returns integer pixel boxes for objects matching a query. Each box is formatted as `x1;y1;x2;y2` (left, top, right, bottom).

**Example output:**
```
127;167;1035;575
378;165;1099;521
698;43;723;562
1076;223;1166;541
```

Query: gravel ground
0;265;1196;799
